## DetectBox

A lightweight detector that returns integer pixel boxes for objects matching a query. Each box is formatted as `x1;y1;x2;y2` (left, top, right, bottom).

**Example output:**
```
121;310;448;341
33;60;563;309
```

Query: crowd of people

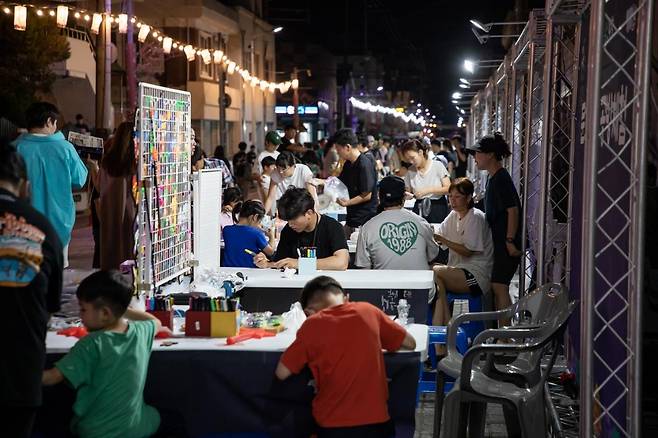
2;100;523;437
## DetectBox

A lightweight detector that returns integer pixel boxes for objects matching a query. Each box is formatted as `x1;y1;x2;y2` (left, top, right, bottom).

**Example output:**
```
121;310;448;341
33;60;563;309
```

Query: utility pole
124;0;137;119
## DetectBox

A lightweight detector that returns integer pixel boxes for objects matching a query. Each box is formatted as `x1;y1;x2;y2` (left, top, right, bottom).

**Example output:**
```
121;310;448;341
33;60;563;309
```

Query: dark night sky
267;0;544;125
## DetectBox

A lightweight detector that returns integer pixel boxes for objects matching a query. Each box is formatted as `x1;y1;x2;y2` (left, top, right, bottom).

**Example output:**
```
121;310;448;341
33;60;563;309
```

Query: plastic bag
323;176;349;201
282;302;307;332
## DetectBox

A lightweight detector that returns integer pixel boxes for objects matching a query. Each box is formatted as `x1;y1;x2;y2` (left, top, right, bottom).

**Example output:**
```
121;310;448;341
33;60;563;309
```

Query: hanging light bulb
213;50;224;64
201;49;211;64
250;77;259;87
184;45;195;62
152;31;158;38
131;17;136;24
137;24;150;42
291;78;299;90
162;37;172;54
91;13;102;34
74;12;81;19
259;80;268;91
13;6;26;31
84;14;90;21
172;42;179;49
118;14;128;33
227;61;237;74
36;9;43;17
268;82;276;93
49;10;55;17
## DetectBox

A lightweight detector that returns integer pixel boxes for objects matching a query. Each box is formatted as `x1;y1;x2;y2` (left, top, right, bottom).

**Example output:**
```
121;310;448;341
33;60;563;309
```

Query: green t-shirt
55;320;160;438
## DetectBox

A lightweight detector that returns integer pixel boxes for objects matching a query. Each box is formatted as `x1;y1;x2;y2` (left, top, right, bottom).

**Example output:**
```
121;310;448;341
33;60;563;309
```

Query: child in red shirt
275;276;416;437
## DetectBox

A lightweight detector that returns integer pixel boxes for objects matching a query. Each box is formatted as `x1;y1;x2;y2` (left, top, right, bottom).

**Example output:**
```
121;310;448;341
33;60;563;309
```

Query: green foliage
0;11;70;126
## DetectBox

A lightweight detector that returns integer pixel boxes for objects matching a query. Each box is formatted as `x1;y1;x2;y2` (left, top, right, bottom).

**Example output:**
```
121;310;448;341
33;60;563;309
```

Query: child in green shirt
43;270;162;438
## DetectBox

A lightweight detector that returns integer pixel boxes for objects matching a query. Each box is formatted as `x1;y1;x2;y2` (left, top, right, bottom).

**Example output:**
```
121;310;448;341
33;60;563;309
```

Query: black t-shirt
438;151;455;165
0;189;63;407
274;214;348;261
278;136;293;153
484;168;522;251
338;153;378;227
232;151;248;178
455;150;467;178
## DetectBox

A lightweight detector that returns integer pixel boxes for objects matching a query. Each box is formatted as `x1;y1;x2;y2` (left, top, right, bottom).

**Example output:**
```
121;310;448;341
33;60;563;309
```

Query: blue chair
446;292;485;344
417;325;468;400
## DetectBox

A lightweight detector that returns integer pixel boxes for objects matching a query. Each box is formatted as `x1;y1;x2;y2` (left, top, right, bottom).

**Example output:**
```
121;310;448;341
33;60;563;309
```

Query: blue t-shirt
223;225;268;268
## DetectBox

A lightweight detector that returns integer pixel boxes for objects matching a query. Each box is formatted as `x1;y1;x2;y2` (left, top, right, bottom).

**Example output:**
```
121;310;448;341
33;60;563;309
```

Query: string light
0;2;295;92
118;14;128;33
91;13;102;33
162;37;172;54
349;97;426;126
14;5;26;30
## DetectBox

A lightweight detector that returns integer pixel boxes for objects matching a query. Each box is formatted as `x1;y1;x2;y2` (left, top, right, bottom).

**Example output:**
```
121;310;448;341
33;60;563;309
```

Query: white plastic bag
282;302;307;332
323;176;349;201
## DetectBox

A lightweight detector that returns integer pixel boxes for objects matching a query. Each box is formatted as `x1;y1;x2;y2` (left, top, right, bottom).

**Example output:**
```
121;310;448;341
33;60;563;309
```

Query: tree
0;11;70;127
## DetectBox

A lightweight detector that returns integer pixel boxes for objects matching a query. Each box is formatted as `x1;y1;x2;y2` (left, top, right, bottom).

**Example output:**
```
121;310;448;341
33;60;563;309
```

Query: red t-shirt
280;302;407;427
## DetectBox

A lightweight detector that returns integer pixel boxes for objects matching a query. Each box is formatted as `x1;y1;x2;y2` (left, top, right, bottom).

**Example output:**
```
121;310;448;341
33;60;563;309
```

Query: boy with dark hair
259;155;277;204
276;276;416;437
1;140;63;438
42;270;162;438
14;101;88;267
253;188;349;270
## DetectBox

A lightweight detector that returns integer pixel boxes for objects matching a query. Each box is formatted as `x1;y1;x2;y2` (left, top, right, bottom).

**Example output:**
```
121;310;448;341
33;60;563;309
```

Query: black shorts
317;420;395;438
491;248;521;285
462;269;484;295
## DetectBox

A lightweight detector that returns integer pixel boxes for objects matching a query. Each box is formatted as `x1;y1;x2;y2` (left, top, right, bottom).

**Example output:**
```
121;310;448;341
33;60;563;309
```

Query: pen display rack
146;296;174;330
136;83;192;291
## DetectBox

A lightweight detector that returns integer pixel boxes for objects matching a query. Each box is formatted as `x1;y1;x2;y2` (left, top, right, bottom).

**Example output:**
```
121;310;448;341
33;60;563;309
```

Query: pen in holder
297;246;317;275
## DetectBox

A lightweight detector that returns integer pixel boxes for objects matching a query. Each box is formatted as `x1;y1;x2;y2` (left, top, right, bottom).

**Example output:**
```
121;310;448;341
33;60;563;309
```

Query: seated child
275;276;416;438
220;187;243;236
42;270;161;438
259;156;277;209
222;200;275;268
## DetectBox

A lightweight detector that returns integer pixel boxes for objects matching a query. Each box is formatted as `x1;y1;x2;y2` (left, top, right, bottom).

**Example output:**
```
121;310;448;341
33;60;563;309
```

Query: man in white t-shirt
356;175;440;272
264;151;316;214
432;177;493;329
255;131;282;174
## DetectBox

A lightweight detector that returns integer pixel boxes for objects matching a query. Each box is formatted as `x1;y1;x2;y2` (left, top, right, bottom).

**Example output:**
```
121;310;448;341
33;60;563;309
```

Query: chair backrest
512;283;569;326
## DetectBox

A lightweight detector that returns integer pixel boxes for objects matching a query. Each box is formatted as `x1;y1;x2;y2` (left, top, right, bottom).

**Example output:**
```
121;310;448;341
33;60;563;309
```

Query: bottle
397;299;410;325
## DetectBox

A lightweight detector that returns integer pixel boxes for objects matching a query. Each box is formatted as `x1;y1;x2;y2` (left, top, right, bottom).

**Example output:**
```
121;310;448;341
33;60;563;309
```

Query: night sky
267;0;544;125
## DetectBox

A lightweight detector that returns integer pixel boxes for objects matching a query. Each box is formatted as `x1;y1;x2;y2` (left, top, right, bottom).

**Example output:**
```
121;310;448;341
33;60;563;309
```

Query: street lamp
273;26;283;33
376;85;384;91
469;19;525;45
469;19;526;33
463;58;504;73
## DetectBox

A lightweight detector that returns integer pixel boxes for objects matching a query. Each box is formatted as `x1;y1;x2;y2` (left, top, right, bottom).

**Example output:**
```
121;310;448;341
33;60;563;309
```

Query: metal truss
537;16;581;287
580;0;653;436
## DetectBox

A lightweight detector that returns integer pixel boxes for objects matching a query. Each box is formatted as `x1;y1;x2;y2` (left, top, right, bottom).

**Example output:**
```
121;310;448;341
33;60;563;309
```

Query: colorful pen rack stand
147;310;174;330
146;296;174;330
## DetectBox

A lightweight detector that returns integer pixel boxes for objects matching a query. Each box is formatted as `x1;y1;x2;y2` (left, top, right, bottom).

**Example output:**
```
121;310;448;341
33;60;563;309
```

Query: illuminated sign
274;105;320;115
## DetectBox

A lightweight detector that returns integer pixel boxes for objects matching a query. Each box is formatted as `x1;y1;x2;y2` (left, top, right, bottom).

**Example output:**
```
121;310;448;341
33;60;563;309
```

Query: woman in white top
401;139;451;223
432;177;493;331
264;151;317;214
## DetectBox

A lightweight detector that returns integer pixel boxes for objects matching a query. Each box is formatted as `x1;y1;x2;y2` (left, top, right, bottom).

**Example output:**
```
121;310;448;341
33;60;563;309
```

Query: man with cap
468;132;521;326
355;175;439;272
334;128;379;238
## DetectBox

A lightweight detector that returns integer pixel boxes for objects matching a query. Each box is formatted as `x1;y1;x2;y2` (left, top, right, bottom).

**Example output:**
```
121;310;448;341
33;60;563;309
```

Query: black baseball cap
378;175;406;201
466;133;510;157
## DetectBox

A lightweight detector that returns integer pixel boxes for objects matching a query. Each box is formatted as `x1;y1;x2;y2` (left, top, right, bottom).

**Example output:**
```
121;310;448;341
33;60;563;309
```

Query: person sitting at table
254;188;349;271
223;200;275;268
275;276;416;437
432;178;493;346
264;151;317;214
42;270;162;438
220;186;243;236
355;175;440;271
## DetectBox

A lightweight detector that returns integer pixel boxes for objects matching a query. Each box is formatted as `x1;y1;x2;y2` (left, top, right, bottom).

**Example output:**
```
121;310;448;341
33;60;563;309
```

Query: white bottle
397;299;410;326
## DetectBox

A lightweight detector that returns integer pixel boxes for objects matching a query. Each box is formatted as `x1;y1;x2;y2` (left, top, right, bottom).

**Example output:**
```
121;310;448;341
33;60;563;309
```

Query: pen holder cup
185;311;211;337
210;311;240;338
298;257;317;275
147;310;174;330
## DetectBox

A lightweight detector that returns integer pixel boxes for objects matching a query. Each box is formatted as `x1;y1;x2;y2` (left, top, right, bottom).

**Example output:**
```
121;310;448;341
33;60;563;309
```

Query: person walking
14;102;88;267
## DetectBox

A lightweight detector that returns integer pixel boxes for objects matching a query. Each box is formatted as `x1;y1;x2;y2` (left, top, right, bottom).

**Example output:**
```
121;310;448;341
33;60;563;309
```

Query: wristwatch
506;237;515;243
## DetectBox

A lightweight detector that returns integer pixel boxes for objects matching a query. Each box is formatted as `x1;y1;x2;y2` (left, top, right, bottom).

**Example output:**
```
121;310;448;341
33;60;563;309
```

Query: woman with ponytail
222;200;275;267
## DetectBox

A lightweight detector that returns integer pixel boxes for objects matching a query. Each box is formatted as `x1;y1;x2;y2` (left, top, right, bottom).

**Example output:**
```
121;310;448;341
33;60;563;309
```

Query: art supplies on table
298;246;317;275
226;328;276;345
146;296;175;329
184;296;241;338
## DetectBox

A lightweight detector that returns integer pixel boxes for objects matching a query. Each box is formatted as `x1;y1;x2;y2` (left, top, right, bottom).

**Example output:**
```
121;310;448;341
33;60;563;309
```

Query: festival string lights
1;1;296;94
349;97;427;126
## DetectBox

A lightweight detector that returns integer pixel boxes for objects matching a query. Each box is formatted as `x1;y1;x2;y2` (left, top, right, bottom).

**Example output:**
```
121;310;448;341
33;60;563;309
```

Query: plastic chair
441;301;577;438
434;283;569;437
